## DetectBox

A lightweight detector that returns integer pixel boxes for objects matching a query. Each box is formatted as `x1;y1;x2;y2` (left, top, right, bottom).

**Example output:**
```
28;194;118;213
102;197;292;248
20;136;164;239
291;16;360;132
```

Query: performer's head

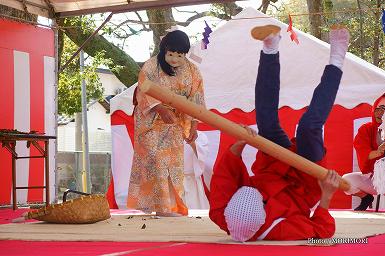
157;30;190;76
224;186;266;242
373;94;385;124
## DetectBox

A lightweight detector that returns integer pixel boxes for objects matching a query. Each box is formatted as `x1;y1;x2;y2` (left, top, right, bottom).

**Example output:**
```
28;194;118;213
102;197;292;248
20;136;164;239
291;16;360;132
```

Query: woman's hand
230;125;257;156
369;142;385;159
154;105;177;124
318;170;340;209
185;121;198;144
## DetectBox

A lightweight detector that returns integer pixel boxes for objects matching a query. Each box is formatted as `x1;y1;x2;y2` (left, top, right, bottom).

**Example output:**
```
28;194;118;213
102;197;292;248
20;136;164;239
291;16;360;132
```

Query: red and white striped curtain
111;104;373;209
0;19;56;205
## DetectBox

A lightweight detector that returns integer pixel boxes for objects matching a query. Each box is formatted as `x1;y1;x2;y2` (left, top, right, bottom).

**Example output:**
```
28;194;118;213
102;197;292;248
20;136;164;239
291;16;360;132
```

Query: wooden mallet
140;80;350;191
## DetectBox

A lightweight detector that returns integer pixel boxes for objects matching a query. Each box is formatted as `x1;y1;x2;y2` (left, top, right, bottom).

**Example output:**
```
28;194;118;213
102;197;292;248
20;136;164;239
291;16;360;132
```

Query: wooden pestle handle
140;80;350;191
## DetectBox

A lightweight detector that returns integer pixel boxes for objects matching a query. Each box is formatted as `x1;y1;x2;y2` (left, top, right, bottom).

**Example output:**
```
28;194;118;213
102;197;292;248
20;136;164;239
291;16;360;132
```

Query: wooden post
12;142;17;210
45;140;50;206
140;80;351;191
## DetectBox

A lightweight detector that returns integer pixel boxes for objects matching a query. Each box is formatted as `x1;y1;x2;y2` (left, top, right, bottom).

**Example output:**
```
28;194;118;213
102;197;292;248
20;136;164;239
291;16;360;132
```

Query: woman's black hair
157;30;190;76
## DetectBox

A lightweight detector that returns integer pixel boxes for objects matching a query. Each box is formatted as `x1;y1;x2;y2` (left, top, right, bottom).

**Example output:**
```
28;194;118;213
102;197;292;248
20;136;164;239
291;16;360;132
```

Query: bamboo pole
140;80;350;191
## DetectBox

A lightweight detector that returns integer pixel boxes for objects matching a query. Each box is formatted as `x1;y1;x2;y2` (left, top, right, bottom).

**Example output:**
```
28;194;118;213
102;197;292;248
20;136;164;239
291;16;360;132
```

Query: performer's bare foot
251;25;281;54
329;24;350;69
250;25;281;41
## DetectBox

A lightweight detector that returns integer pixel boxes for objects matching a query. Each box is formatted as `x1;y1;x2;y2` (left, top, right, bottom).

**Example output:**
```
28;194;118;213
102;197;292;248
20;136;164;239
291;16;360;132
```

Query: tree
356;0;365;58
276;0;384;70
332;0;384;69
274;0;309;33
371;0;383;67
147;8;176;56
306;0;325;40
58;1;245;91
0;4;37;22
58;35;106;116
62;16;140;88
255;0;280;13
2;2;250;117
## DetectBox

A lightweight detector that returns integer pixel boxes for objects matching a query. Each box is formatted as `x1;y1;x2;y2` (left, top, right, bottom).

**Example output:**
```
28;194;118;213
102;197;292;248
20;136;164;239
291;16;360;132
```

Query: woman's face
165;51;186;68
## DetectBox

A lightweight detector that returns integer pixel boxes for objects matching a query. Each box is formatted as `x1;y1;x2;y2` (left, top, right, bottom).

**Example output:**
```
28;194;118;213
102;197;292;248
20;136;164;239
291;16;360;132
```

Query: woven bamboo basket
25;194;111;224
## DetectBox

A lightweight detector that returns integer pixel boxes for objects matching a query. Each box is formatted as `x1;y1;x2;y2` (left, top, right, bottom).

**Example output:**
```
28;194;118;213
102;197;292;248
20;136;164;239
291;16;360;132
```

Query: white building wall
57;123;76;152
97;71;126;96
87;103;111;132
58;119;112;152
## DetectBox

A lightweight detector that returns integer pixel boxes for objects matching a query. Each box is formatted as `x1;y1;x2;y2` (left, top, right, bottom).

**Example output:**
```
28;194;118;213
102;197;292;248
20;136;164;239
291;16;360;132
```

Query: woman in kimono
127;30;205;217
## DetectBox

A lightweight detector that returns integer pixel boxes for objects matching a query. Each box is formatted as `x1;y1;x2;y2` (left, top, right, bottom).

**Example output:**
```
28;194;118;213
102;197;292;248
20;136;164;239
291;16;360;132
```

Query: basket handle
63;189;90;202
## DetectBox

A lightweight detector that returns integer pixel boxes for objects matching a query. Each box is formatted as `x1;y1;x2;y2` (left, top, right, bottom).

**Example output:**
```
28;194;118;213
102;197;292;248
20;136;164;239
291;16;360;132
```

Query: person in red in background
343;94;385;211
209;24;349;242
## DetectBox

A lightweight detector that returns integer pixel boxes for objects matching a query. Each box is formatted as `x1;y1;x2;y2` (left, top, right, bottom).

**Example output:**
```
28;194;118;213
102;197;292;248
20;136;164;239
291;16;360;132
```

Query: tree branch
176;11;212;26
62;17;140;87
134;11;148;31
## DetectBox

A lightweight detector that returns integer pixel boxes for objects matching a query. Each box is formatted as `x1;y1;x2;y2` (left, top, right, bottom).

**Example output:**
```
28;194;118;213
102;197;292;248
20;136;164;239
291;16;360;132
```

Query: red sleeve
264;206;335;240
354;124;377;174
209;147;251;234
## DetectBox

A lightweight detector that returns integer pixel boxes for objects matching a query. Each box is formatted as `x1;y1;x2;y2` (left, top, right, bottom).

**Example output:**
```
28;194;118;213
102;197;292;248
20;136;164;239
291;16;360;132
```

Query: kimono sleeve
188;62;205;108
136;61;161;115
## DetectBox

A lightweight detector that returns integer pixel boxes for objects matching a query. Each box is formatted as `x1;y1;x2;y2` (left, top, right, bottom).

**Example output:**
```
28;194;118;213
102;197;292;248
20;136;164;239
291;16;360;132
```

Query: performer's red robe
209;143;335;241
354;93;385;174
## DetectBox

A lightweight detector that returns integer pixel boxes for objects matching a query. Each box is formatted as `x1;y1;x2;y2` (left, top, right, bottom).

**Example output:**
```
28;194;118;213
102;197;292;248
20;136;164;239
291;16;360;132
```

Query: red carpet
0;208;146;225
1;209;385;255
1;236;385;256
0;209;36;224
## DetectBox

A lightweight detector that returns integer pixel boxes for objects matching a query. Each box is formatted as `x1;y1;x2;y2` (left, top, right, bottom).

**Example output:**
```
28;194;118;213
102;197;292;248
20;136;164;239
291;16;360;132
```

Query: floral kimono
127;56;205;214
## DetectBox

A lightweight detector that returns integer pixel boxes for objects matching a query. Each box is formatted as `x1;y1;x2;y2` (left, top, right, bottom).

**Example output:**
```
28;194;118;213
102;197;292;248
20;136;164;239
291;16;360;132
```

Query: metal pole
53;19;59;203
80;50;92;193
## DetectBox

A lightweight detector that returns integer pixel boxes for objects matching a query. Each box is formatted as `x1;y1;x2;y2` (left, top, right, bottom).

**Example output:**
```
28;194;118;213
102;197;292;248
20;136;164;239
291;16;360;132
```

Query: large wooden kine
140;80;350;191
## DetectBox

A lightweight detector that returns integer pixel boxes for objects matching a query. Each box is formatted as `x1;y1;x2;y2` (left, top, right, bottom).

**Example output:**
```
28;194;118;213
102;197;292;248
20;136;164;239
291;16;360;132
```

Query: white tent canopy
109;7;385;209
111;7;385;115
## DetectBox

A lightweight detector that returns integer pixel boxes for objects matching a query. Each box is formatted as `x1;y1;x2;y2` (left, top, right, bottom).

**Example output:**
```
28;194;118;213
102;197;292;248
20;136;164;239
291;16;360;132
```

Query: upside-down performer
209;24;350;241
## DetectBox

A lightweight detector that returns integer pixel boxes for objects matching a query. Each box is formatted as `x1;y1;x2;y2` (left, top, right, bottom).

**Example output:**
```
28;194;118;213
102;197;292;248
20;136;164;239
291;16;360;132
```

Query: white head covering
224;186;266;242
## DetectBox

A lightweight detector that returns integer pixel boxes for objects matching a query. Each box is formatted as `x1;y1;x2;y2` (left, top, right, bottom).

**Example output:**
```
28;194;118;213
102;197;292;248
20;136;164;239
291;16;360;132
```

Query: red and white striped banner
0;18;56;205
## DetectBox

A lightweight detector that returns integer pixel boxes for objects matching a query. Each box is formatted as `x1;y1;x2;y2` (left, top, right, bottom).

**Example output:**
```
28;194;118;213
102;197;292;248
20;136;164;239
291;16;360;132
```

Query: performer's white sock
329;27;350;69
262;33;281;54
